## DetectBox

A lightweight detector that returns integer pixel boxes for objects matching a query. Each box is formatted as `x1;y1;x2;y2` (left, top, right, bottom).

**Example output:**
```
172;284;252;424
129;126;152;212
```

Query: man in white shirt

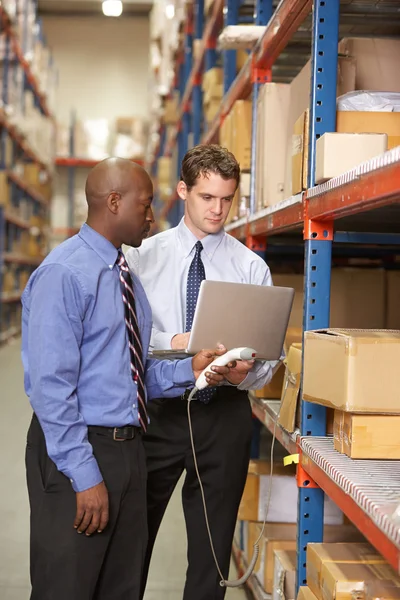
127;145;280;600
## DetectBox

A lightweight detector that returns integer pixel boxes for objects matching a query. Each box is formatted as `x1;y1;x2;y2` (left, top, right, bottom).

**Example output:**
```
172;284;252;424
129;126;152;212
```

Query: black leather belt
87;425;141;441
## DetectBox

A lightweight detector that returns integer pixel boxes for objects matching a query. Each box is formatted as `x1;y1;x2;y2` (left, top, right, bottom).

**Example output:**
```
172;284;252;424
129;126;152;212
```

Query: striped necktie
118;251;148;431
186;241;215;404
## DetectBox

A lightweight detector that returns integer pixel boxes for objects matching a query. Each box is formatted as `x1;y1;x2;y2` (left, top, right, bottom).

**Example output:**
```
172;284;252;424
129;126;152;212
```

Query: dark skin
75;158;235;537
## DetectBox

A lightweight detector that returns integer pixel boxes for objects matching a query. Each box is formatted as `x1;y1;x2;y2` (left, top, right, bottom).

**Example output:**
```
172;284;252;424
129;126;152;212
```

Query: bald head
84;157;154;249
85;157;151;211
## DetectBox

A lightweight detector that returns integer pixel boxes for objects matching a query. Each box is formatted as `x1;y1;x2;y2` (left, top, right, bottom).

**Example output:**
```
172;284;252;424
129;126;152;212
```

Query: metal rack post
223;0;239;94
67;111;76;231
297;0;340;591
193;0;204;145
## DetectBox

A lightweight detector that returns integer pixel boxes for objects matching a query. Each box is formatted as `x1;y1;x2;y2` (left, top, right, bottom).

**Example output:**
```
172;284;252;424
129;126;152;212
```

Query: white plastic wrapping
337;90;400;112
218;25;266;50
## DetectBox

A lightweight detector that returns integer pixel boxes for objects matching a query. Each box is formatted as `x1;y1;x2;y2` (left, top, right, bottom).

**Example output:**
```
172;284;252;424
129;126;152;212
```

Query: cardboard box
231;99;252;170
307;543;386;600
248;522;297;594
273;274;304;328
292;110;309;194
256;83;291;209
255;328;302;400
273;549;296;600
366;581;400;600
298;588;319;600
315;133;387;184
336;412;400;460
333;410;345;454
202;67;223;93
239;459;344;525
336;112;400;150
338;38;400;93
254;363;285;399
320;561;400;600
279;343;302;433
330;269;386;330
303;329;400;414
386;271;400;330
0;172;10;207
284;57;356;197
238;460;295;522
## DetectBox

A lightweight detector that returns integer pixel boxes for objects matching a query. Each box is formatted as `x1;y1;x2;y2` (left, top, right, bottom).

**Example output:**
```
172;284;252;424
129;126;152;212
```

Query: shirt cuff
66;457;103;493
174;357;196;386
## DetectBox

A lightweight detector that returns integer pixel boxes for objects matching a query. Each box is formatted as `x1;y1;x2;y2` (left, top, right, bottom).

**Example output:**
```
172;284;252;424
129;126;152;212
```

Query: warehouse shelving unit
0;3;54;343
150;0;400;596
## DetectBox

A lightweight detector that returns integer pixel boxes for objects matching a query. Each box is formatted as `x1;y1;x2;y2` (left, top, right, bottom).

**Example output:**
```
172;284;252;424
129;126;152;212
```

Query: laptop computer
149;280;295;361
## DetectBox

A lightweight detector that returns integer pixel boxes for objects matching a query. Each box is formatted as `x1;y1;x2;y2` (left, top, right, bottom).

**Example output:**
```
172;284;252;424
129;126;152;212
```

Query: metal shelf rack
0;3;55;343
151;0;400;596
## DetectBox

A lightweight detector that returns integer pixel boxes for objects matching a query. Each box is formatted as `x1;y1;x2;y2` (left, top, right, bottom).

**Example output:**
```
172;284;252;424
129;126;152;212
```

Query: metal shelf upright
0;2;55;343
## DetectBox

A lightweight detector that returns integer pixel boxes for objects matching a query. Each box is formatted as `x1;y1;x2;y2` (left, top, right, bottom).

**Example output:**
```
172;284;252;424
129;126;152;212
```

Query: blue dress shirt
21;224;195;492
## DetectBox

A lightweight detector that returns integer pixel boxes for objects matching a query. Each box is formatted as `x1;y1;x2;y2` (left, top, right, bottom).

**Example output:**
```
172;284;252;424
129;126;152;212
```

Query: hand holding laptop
171;332;191;350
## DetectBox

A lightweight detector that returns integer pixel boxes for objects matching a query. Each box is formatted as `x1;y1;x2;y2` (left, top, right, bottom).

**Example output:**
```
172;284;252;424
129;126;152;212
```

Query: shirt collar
78;223;119;270
176;218;225;261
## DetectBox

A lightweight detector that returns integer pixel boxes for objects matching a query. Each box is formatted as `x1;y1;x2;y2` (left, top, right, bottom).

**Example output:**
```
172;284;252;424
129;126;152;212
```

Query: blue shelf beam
223;0;239;94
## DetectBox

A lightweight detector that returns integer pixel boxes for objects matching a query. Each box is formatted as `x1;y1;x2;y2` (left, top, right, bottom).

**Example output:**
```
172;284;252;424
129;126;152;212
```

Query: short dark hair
180;144;240;190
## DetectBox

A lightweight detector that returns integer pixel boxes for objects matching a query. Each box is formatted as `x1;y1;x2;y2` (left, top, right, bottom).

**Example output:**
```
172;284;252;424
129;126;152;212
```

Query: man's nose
212;200;223;214
148;207;155;223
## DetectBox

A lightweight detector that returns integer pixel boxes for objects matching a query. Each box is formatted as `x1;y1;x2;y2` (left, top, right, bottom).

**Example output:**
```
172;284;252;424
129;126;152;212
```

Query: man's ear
177;181;187;201
107;191;121;214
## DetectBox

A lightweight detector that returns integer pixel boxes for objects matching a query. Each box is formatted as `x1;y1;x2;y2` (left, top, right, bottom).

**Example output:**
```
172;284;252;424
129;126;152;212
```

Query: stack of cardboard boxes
220;99;252;223
236;461;369;594
303;329;400;460
295;543;400;600
249;37;400;211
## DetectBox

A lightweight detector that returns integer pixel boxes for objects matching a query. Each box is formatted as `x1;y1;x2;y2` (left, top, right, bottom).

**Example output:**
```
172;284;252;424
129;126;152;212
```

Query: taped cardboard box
254;327;302;399
307;543;386;600
284;57;356;197
303;329;400;414
292;109;309;194
248;524;367;595
315;133;387;184
336;111;400;150
334;411;400;460
299;588;319;600
256;83;291;209
279;343;334;435
0;172;10;207
273;549;296;600
248;522;297;594
238;459;344;525
231;99;252;171
320;561;400;600
338;38;400;93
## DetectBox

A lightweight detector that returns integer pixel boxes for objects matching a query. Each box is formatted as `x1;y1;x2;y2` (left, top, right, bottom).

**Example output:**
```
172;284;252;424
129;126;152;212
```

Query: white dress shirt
126;218;281;391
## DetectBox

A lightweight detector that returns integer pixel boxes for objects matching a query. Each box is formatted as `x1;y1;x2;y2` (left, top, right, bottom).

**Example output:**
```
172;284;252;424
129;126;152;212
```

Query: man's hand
171;332;191;350
192;345;236;384
74;481;109;536
225;359;255;386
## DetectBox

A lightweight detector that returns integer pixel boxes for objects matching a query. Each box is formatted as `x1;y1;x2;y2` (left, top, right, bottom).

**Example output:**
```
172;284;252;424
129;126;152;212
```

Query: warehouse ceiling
38;0;152;17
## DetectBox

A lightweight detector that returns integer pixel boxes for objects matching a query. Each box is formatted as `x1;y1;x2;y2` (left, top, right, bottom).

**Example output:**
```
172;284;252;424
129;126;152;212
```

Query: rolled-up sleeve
23;265;103;492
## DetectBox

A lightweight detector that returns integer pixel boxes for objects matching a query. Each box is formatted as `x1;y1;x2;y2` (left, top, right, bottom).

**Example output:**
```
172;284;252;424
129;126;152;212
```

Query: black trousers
141;388;253;600
26;415;148;600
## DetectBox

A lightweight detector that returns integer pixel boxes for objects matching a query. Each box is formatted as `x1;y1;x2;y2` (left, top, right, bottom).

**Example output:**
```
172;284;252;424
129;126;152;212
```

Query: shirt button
132;404;136;409
70;479;74;483
109;264;113;269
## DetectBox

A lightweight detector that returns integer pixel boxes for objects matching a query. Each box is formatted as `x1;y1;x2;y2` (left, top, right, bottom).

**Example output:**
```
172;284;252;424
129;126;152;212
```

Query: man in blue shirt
21;157;232;600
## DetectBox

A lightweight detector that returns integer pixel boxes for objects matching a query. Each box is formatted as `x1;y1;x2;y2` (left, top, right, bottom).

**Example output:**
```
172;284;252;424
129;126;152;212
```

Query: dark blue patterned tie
186;241;215;403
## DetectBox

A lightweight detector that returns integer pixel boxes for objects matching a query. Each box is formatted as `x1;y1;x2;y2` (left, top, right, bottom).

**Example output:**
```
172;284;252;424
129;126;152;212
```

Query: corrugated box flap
306;328;400;342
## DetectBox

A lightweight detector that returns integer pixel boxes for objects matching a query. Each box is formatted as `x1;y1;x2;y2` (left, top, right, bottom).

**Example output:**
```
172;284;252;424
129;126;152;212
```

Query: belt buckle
113;427;126;442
